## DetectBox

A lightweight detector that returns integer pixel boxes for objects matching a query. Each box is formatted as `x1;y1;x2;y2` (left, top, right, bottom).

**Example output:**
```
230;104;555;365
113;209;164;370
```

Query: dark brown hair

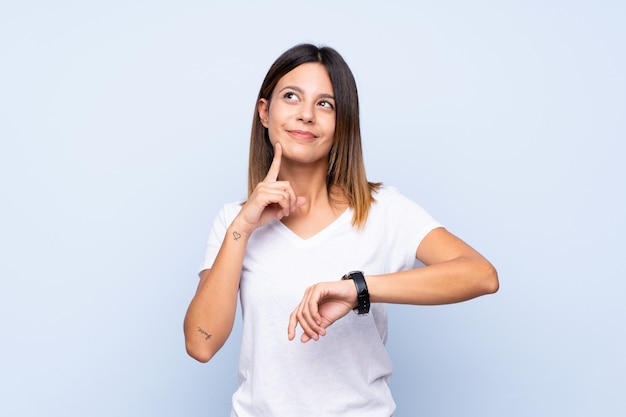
248;44;379;227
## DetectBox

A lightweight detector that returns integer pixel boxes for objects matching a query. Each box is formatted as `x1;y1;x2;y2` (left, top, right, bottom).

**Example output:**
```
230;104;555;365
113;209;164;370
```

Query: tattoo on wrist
233;231;241;241
197;327;212;340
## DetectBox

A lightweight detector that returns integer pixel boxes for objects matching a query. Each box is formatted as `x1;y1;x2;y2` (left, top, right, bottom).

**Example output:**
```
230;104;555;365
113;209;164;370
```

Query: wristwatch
341;271;370;315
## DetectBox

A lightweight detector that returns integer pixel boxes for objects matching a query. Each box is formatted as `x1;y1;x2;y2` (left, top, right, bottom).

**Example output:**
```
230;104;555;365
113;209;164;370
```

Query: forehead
274;63;334;94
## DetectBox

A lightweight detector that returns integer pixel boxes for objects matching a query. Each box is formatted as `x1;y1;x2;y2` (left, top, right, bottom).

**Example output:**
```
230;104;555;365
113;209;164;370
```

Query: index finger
287;308;298;341
263;142;282;182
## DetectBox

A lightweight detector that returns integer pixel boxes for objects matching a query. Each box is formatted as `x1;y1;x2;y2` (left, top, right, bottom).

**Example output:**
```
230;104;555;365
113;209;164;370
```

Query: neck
277;160;349;238
278;159;330;203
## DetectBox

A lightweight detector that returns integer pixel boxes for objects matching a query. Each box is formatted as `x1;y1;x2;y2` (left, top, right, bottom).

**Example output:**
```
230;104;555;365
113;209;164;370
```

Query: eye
318;100;335;110
282;91;298;101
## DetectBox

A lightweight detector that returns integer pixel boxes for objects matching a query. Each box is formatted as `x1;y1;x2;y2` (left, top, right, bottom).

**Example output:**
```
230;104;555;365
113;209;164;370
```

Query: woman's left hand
288;279;357;343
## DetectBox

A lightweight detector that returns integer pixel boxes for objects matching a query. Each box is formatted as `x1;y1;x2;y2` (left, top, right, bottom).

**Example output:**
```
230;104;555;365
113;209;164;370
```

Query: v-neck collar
269;208;352;248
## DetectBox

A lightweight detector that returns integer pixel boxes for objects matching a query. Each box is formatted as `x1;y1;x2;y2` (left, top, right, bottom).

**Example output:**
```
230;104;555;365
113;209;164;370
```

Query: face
258;63;336;167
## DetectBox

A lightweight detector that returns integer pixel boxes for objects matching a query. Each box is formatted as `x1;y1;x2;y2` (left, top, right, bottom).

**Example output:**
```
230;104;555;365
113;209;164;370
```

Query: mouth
287;130;317;140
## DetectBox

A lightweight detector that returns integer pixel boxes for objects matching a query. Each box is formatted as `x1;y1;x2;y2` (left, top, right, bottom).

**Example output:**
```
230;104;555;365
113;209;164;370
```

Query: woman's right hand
235;143;306;234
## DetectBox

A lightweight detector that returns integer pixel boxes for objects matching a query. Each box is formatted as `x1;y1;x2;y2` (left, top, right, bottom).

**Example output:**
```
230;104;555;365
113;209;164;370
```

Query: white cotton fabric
200;186;441;417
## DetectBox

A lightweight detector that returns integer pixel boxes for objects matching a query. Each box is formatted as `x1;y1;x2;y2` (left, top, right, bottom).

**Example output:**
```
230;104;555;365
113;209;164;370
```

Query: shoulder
370;185;438;223
372;185;414;208
223;200;244;215
213;200;244;226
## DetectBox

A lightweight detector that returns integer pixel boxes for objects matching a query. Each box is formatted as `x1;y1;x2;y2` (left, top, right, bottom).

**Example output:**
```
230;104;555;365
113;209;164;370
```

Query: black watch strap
341;271;370;315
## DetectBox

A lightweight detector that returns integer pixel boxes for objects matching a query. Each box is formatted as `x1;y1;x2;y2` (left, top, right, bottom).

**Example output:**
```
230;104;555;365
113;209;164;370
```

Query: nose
297;103;315;124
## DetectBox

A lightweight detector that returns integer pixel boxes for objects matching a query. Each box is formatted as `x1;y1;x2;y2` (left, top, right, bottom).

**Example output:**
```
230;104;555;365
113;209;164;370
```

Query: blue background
1;1;624;416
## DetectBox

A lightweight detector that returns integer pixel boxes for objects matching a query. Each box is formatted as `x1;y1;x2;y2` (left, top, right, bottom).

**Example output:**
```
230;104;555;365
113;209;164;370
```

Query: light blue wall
1;1;624;416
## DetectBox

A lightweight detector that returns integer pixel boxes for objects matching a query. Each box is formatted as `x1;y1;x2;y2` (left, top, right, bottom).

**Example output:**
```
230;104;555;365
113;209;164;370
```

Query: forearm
184;222;250;362
367;256;498;306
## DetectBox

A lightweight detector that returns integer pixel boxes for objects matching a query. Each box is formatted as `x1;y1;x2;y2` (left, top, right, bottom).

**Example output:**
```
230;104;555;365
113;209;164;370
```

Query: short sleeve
375;187;442;271
198;202;242;275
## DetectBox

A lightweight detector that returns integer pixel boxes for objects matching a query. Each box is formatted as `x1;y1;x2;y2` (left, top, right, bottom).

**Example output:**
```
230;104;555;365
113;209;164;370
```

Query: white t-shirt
200;186;441;417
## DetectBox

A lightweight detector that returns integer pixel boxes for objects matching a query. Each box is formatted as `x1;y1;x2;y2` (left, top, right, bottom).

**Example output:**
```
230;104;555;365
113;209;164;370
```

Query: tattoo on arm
233;231;241;241
197;327;212;340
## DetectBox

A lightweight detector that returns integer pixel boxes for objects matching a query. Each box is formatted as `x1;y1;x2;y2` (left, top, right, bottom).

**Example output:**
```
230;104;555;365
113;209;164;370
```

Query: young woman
184;43;499;417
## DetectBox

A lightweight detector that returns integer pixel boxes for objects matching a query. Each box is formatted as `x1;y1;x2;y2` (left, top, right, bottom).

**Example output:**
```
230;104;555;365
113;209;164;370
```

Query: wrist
341;271;370;315
226;221;252;243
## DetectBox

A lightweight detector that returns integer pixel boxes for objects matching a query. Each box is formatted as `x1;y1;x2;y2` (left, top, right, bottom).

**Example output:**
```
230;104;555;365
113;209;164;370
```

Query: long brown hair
248;44;380;228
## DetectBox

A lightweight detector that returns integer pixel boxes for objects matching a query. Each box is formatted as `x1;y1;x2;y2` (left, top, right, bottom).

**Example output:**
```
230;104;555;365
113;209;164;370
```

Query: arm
183;221;250;363
288;227;498;343
184;143;306;362
368;227;499;305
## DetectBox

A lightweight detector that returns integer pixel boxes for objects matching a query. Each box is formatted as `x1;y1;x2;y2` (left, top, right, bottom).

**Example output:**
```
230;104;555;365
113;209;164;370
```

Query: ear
258;98;269;128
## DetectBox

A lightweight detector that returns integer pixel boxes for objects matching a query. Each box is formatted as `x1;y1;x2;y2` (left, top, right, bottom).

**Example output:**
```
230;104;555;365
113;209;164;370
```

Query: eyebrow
278;85;335;100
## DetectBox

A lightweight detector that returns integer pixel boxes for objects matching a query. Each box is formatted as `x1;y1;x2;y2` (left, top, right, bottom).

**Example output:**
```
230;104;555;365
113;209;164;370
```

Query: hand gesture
287;279;357;343
235;143;306;235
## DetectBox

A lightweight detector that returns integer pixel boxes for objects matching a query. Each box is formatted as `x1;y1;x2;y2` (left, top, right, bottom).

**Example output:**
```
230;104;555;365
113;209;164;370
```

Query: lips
288;130;317;140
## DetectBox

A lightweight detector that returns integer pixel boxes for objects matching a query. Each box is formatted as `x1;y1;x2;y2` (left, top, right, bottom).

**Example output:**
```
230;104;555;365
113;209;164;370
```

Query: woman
184;43;498;416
